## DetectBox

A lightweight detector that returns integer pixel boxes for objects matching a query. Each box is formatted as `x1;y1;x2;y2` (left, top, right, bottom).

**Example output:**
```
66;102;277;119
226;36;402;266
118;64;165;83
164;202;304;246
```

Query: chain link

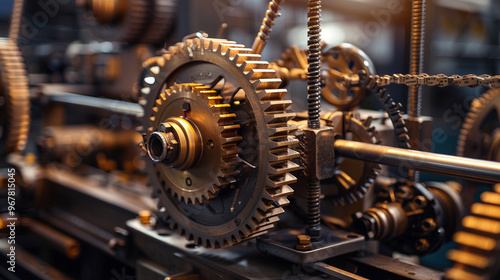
369;73;500;88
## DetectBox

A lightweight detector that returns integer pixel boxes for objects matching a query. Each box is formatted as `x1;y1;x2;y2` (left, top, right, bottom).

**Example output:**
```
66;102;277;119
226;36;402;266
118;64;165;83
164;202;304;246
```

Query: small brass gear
0;38;30;156
148;83;241;204
138;37;299;248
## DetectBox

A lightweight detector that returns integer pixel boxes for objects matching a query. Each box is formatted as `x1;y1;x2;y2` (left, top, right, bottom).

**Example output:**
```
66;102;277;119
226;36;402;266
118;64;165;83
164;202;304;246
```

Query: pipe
334;139;500;184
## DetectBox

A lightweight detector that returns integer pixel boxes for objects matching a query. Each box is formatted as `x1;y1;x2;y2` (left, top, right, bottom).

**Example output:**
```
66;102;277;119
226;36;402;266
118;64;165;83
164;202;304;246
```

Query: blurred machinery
1;0;500;279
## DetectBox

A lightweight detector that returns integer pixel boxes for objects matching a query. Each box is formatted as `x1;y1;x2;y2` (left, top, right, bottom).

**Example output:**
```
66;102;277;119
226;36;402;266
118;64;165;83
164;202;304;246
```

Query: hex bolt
139;210;152;225
296;234;313;251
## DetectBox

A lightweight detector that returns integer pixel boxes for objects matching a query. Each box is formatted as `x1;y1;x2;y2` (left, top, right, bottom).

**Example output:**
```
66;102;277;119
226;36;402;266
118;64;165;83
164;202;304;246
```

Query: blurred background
1;0;500;274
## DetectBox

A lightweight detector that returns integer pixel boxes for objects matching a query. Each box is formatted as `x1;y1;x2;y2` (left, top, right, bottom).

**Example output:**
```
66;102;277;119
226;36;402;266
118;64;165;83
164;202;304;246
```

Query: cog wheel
140;0;178;44
457;88;500;161
446;186;500;280
369;85;411;149
79;0;151;43
321;111;381;206
321;43;375;111
0;38;30;156
138;37;299;248
147;83;241;204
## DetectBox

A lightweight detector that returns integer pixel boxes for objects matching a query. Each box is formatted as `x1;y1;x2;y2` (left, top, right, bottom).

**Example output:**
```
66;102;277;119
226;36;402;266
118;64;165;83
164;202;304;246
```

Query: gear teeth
234;53;261;65
253;78;283;90
257;89;288;101
226;47;253;59
247;68;277;80
446;186;500;280
261;100;293;112
457;88;500;158
269;160;300;175
269;147;300;162
0;38;30;155
241;61;269;71
267;173;298;188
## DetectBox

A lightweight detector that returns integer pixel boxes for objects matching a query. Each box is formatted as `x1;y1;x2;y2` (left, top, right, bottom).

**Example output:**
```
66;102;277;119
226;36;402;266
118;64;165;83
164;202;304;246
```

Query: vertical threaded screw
407;0;426;182
306;179;322;241
307;0;322;129
408;0;426;119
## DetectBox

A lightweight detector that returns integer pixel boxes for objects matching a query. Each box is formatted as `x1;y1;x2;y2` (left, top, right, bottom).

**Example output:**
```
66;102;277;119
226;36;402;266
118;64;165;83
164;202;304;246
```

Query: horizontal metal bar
47;91;143;117
334;139;500;184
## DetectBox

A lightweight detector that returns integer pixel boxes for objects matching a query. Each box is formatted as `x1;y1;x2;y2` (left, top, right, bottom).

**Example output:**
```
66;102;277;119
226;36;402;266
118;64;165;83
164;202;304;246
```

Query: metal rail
334;139;500;184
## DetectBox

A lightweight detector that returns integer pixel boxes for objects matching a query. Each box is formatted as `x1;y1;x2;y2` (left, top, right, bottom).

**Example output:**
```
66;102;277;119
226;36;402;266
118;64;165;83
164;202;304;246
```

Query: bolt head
297;234;311;245
182;102;191;112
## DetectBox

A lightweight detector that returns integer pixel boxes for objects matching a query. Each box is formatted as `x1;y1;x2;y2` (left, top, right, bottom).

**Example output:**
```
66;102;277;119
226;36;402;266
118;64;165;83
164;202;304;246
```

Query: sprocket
137;37;299;248
457;88;500;161
0;38;30;157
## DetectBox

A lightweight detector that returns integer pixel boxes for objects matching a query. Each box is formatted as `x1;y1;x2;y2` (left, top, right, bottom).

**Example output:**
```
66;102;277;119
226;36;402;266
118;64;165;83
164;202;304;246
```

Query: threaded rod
408;0;426;119
307;0;322;129
252;0;284;55
306;179;322;241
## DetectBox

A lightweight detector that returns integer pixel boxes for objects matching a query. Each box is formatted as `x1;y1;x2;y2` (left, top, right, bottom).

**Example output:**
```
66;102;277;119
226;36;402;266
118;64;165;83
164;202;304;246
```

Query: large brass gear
138;37;299;248
148;83;241;204
0;38;30;156
457;88;500;161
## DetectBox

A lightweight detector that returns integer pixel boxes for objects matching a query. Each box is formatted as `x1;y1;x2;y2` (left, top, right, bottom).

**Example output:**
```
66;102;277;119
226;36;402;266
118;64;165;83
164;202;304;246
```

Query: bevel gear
138;37;299;248
147;83;241;204
457;88;500;161
0;38;30;156
322;111;381;206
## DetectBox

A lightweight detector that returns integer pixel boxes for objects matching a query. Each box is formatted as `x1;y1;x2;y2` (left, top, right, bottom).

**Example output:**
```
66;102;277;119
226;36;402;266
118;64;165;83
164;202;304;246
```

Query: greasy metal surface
128;219;329;279
338;253;444;280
